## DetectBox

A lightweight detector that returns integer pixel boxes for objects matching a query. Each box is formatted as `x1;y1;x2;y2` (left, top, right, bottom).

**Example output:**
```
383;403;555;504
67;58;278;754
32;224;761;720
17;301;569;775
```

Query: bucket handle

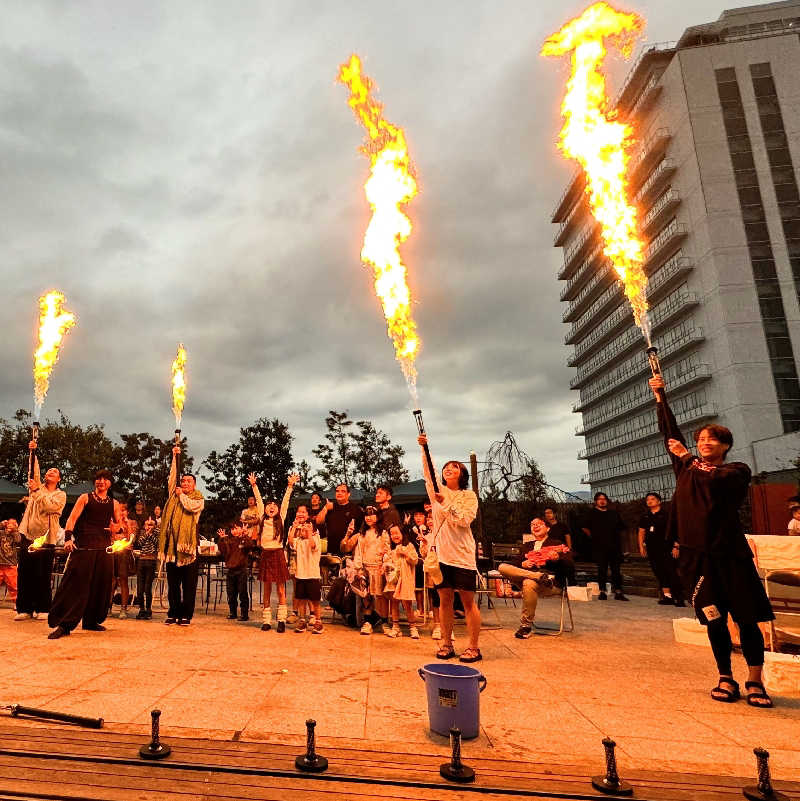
478;675;487;692
418;668;426;681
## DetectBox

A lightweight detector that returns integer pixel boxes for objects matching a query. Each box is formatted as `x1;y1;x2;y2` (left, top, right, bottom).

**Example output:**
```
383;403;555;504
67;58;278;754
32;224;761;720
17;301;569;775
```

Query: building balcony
562;261;615;322
634;158;676;207
576;364;711;435
565;283;624;345
651;289;699;333
578;401;717;463
581;454;673;484
554;200;588;247
572;327;705;404
558;222;602;281
551;171;585;223
613;42;676;115
641;189;681;236
647;253;694;304
629;73;662;119
559;246;606;302
643;220;687;268
629;127;672;189
568;303;633;365
569;324;643;371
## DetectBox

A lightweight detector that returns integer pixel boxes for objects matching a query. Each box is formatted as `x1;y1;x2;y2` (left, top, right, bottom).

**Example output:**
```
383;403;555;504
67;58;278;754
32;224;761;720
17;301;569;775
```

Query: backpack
327;576;357;626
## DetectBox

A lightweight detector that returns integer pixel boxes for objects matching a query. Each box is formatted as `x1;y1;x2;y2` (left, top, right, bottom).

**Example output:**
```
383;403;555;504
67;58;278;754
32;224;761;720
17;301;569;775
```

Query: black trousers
707;615;765;673
48;549;113;632
226;568;249;615
166;560;199;620
137;559;157;611
16;543;55;615
596;548;623;592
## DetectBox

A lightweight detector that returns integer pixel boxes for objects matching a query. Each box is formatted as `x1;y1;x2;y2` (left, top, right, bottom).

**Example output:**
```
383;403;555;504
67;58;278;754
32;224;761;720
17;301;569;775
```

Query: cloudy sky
0;0;745;493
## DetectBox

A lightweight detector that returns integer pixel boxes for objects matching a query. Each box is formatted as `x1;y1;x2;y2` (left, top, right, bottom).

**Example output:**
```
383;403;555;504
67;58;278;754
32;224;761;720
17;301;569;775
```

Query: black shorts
294;578;322;602
436;563;477;592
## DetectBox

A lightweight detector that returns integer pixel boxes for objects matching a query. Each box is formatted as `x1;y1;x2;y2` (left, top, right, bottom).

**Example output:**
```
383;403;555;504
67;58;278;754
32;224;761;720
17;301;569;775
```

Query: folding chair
764;570;800;651
533;579;574;637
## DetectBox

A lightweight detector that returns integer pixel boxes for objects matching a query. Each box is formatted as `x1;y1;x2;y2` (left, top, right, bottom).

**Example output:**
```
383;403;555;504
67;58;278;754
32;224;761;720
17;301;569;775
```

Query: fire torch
171;344;187;476
28;421;40;481
413;409;439;493
646;345;666;402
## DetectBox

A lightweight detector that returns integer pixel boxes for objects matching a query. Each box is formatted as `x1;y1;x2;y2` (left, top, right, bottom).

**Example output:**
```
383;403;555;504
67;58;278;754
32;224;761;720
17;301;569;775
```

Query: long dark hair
261;502;285;544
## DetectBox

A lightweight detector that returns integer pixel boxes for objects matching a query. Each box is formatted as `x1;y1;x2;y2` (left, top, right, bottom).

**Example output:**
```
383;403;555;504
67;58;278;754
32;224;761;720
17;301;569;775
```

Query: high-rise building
552;1;800;501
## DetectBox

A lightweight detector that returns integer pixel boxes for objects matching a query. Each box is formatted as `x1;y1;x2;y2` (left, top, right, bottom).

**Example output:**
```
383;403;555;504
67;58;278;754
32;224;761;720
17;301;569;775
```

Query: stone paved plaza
1;593;799;784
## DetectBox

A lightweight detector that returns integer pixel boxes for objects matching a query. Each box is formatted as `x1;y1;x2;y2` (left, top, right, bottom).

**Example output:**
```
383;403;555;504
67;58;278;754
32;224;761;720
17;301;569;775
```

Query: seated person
498;516;574;639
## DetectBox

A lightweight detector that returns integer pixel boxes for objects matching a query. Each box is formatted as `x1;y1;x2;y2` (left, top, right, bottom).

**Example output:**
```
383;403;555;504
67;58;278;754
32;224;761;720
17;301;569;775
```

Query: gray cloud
0;0;739;493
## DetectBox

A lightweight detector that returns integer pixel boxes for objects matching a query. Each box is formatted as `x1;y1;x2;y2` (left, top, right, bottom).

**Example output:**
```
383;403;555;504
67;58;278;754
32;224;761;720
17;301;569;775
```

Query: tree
350;420;409;493
311;411;408;492
201;417;294;503
312;410;354;488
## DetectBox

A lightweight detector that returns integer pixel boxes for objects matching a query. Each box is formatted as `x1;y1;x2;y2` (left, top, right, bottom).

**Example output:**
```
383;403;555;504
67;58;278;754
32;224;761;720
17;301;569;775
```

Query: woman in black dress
650;375;774;707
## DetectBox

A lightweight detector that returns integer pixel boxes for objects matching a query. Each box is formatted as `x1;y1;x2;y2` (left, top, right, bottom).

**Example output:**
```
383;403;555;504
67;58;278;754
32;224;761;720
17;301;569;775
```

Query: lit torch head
542;3;651;342
33;291;76;421
106;539;129;555
28;535;47;553
171;344;187;430
337;54;421;404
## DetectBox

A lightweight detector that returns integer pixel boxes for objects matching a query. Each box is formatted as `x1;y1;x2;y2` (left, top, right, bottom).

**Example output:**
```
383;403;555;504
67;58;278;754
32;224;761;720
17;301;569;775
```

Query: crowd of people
0;376;789;706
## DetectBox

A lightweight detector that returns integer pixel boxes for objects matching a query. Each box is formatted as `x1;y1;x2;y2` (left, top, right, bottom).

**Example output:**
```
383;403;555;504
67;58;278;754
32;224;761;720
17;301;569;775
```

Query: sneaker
657;596;673;605
238;615;249;621
165;617;177;625
312;621;323;634
360;622;373;635
144;610;153;619
32;612;41;620
295;618;307;633
177;618;190;626
118;609;127;620
82;624;106;632
227;613;238;620
14;613;31;621
598;591;607;600
277;621;286;633
136;610;147;620
454;609;465;619
409;626;420;640
287;611;299;624
384;625;401;639
47;626;70;639
614;592;629;602
514;626;533;639
432;625;442;640
674;599;687;607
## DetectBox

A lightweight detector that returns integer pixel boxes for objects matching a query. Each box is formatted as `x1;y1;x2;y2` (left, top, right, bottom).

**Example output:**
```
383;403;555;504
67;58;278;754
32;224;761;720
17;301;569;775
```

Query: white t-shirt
295;532;321;580
788;518;800;536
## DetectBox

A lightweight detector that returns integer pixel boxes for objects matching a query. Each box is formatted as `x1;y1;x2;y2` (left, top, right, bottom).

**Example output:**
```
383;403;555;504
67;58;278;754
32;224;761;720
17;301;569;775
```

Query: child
250;472;298;632
383;527;419;639
788;505;800;536
0;520;20;607
217;522;253;621
418;532;442;640
133;517;159;619
408;510;429;623
352;506;389;635
289;519;323;633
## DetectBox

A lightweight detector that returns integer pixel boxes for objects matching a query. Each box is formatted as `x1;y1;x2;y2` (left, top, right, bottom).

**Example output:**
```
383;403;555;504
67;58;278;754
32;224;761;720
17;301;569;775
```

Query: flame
33;291;76;420
337;54;421;401
542;2;651;342
106;539;130;554
171;344;187;428
28;535;47;552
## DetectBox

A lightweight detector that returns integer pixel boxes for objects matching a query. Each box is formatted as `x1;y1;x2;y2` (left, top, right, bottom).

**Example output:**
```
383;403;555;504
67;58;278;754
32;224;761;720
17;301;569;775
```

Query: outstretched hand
172;445;181;456
417;434;428;447
667;438;689;458
649;376;665;399
247;472;257;486
288;473;300;487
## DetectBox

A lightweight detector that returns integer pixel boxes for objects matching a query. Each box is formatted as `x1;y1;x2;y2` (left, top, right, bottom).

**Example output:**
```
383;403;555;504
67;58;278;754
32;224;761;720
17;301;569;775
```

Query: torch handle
9;704;103;729
422;442;440;494
174;429;181;476
28;422;40;481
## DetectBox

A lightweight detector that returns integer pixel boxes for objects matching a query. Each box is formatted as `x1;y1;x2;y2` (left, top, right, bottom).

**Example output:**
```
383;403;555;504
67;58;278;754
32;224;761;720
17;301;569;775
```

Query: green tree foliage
312;410;408;492
201;417;294;503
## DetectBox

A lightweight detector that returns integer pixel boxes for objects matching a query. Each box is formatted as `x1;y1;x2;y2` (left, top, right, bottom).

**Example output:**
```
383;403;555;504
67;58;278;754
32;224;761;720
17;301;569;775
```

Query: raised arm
650;376;688;477
248;474;264;517
417;434;438;504
280;474;300;523
168;447;179;495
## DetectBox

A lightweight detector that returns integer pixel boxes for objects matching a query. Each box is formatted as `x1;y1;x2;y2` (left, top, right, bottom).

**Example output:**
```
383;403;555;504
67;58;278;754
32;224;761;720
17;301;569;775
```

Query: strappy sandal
436;643;456;660
745;681;773;708
710;677;740;703
459;647;483;663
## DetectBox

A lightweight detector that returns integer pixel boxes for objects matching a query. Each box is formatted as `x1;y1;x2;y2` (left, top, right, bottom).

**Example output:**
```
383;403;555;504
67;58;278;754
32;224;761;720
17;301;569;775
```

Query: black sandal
745;681;773;708
710;677;740;703
436;643;456;660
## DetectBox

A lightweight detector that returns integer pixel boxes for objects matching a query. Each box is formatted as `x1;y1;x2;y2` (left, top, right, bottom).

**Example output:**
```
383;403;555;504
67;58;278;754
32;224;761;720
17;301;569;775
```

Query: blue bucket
418;663;487;739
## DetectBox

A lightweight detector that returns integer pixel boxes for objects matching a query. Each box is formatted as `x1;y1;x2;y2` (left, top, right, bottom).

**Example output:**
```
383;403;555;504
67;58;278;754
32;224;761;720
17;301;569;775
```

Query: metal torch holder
413;409;439;493
28;421;40;481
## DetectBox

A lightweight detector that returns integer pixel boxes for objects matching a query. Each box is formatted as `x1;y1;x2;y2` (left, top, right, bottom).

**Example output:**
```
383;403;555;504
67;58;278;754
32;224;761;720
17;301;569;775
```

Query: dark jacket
514;535;575;588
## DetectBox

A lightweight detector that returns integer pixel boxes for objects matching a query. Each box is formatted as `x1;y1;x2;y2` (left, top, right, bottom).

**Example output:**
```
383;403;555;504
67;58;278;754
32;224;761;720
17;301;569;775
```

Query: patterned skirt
259;548;289;584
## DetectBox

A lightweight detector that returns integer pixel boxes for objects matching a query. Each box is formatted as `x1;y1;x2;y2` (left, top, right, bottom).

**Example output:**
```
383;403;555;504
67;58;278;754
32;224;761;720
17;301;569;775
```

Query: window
752;76;777;96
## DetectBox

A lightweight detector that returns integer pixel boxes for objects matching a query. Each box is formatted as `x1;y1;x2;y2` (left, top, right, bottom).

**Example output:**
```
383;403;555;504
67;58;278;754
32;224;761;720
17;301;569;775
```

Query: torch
413;409;439;494
646;345;667;403
171;344;187;475
28;420;40;481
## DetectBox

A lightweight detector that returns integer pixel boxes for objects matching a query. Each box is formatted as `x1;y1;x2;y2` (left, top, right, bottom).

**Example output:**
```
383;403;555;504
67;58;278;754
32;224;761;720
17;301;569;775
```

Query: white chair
764;570;800;651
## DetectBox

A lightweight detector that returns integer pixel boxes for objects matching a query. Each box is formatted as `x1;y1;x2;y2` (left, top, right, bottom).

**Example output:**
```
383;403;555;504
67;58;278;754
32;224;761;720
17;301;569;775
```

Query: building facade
552;1;800;501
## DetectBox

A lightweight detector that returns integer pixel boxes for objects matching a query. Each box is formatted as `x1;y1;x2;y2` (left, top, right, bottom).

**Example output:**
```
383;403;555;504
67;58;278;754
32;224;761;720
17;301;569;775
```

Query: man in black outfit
638;491;684;606
543;507;572;549
582;492;628;601
374;485;403;537
316;483;364;572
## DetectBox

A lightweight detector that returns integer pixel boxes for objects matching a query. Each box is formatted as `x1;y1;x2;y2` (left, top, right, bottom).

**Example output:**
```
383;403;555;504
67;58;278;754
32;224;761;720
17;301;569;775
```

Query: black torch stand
743;748;789;801
591;738;633;796
412;409;439;493
440;727;475;783
139;709;171;760
295;719;328;773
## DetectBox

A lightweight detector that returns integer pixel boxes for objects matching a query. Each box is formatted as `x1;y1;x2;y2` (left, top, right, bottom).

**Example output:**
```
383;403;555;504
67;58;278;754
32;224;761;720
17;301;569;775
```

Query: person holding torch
417;433;481;662
16;439;66;621
649;374;775;707
159;445;204;626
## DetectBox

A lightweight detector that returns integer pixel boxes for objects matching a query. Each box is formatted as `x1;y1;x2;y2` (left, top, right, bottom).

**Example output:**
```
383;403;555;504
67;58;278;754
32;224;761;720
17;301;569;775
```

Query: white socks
262;607;272;625
277;604;287;623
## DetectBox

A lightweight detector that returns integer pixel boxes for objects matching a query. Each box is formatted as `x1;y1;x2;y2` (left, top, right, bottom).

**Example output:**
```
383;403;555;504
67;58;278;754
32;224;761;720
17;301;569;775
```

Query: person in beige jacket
16;439;66;620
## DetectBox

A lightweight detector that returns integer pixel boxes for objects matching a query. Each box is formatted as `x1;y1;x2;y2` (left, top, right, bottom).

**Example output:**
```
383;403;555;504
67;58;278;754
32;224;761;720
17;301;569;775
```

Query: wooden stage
0;722;797;800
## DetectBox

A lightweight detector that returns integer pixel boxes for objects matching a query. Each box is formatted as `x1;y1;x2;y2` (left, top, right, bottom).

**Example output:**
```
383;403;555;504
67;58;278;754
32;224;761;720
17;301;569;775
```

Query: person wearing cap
47;469;124;639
